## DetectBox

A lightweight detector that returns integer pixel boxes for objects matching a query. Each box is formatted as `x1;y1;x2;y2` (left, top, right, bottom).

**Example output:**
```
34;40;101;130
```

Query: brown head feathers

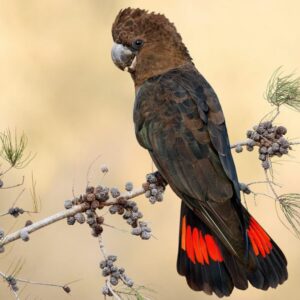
112;8;193;87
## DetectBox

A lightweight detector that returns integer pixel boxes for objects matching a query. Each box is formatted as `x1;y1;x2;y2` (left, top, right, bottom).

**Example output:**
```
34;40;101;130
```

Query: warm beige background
0;1;299;299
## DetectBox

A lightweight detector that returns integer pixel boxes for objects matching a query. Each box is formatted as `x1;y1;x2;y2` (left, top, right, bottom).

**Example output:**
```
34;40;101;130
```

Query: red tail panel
193;228;204;264
177;202;288;297
181;214;223;265
205;234;223;262
186;225;195;263
247;217;273;257
198;230;209;264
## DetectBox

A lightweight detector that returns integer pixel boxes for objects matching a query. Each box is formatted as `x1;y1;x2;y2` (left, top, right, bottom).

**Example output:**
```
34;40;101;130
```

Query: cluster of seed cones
235;121;291;169
65;172;166;239
100;255;133;296
65;185;108;237
144;173;165;204
62;171;166;296
65;183;147;238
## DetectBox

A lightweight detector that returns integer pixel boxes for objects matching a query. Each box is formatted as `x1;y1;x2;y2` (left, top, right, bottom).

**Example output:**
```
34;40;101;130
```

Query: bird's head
111;8;193;86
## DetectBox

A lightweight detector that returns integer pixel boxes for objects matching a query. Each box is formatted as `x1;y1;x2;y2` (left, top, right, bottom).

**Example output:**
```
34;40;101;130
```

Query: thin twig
106;280;122;300
30;174;40;213
230;139;254;149
247;180;282;188
264;169;297;236
270;106;281;122
251;191;276;201
86;154;102;186
0;165;13;177
0;270;73;297
15;278;66;289
259;107;280;124
11;189;26;208
1;176;25;190
264;170;279;199
98;235;107;259
103;223;130;234
0;203;87;247
12;289;20;300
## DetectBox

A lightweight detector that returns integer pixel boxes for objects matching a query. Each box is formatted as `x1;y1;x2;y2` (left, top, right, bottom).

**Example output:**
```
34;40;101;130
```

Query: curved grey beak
111;42;135;71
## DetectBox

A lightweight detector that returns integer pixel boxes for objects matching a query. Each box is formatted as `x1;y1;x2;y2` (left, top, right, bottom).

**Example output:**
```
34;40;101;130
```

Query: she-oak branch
0;187;146;248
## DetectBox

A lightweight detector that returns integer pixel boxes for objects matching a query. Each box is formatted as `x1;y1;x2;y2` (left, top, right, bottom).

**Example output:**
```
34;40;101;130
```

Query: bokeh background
0;1;299;299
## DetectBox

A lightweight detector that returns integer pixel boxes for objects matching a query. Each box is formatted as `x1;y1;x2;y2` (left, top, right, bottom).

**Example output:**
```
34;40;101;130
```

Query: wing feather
134;65;246;259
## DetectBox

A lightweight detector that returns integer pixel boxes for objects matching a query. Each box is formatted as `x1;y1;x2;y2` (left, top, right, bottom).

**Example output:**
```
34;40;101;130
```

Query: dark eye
132;39;144;50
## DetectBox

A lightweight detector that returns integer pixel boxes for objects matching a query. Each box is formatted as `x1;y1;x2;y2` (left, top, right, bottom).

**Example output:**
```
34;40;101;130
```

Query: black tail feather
177;202;234;297
177;202;288;297
246;238;288;290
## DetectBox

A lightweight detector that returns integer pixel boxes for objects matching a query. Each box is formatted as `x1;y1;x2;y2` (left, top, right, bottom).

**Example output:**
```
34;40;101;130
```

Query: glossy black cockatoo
111;8;288;297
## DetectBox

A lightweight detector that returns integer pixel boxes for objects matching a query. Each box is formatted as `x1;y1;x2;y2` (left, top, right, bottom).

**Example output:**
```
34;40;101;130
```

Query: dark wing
134;65;246;259
178;69;242;200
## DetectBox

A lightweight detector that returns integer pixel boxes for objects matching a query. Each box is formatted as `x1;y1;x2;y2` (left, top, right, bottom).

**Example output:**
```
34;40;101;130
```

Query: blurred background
0;0;299;299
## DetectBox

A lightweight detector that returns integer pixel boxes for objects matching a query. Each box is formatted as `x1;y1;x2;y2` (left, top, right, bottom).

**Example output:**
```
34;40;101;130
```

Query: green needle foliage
115;285;156;300
278;193;300;238
265;67;300;111
0;129;33;169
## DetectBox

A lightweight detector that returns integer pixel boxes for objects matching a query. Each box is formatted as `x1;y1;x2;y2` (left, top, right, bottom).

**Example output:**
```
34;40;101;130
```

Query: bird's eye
132;39;144;50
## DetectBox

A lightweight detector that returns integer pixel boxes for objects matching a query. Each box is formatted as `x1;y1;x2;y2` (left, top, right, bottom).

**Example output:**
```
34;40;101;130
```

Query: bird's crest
112;7;192;61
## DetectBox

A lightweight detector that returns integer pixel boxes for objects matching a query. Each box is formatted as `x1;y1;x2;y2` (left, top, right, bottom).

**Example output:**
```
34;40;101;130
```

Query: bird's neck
131;45;193;87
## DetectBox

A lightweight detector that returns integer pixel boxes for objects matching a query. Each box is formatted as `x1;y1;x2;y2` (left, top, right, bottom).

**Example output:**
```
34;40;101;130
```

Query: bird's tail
177;202;288;297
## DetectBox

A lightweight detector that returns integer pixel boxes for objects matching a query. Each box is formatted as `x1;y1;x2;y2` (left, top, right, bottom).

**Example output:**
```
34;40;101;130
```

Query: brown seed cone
92;224;103;236
91;200;100;209
131;221;138;228
117;197;127;205
76;196;84;204
83;202;91;209
264;141;272;147
95;185;103;193
96;216;104;224
63;286;71;293
25;220;33;227
118;207;125;215
86;186;95;194
142;182;150;190
87;193;96;202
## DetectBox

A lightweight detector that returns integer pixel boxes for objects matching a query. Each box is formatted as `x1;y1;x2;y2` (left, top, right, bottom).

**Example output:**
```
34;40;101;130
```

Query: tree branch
0;187;146;248
0;203;87;247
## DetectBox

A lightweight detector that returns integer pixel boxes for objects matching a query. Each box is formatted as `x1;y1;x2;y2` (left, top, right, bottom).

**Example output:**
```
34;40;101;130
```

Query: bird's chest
136;97;178;125
133;89;183;149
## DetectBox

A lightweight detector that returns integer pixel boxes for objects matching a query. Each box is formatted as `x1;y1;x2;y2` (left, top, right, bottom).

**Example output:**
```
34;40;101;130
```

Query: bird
111;8;288;297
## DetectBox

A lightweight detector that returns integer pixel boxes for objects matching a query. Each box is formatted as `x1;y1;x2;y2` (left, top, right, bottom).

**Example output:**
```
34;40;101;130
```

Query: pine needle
278;193;300;237
0;129;34;169
115;285;156;300
265;67;300;111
